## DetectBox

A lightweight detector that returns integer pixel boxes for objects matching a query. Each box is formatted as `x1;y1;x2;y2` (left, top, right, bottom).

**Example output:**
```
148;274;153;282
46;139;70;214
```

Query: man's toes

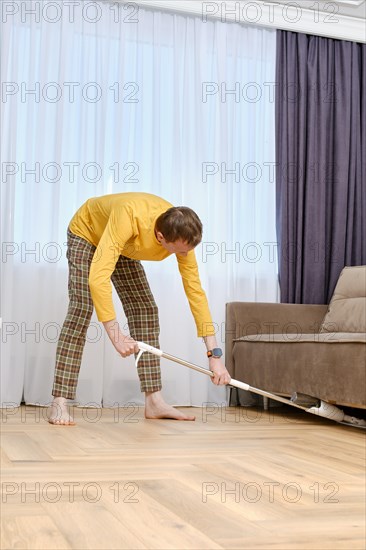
176;412;195;421
49;417;74;425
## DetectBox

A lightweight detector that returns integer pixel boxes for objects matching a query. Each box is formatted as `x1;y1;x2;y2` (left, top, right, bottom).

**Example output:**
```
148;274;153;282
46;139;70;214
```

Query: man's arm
176;251;231;386
89;208;139;357
89;209;134;322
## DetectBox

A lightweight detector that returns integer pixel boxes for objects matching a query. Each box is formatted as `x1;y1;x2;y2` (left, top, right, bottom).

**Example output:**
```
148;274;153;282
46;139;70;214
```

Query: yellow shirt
69;192;215;337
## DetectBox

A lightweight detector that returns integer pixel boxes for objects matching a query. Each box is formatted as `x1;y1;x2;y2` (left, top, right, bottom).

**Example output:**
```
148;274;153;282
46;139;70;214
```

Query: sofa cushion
320;265;366;333
236;332;366;344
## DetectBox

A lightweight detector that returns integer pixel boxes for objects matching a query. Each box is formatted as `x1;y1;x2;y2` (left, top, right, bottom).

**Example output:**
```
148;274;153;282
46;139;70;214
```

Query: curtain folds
1;2;277;407
276;31;366;304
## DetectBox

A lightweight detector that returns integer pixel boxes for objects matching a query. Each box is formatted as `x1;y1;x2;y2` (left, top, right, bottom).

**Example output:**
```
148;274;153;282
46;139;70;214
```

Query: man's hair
155;207;203;247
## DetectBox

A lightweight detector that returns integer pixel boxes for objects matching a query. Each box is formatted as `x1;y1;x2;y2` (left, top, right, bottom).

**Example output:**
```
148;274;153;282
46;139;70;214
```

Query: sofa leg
263;396;269;411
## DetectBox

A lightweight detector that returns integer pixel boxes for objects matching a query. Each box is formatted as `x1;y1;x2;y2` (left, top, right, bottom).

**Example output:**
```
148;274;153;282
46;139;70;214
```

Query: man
49;192;231;425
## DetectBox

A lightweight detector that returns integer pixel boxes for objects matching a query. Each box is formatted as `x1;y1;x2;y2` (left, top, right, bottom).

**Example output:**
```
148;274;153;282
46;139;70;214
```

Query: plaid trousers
52;229;161;399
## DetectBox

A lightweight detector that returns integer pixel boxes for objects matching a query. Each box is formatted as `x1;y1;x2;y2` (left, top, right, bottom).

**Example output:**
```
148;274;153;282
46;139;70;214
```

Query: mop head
342;414;366;427
291;392;366;427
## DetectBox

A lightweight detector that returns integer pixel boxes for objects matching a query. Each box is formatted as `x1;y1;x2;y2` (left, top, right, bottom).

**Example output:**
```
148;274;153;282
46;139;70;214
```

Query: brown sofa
225;266;366;409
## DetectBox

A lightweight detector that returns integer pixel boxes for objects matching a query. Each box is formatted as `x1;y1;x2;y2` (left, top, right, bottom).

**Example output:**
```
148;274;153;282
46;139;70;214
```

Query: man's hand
203;335;231;385
114;338;138;358
103;320;138;357
209;358;231;385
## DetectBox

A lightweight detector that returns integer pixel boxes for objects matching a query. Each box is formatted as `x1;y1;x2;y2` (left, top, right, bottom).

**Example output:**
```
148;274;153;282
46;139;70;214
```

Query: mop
136;342;366;428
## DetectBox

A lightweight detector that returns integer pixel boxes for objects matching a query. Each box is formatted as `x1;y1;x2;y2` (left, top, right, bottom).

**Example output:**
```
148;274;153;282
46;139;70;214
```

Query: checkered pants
52;229;161;399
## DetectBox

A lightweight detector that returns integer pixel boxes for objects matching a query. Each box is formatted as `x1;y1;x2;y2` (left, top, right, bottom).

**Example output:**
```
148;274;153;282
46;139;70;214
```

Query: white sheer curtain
1;1;278;409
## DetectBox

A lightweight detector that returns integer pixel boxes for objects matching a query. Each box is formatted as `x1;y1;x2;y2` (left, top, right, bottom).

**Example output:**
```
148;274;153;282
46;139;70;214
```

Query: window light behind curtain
1;1;278;408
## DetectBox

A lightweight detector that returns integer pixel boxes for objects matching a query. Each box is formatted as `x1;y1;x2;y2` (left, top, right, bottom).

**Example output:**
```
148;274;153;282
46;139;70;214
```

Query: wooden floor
1;404;365;550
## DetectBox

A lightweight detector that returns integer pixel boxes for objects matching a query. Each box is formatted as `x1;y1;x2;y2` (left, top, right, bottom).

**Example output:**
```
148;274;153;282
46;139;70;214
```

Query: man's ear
156;231;164;243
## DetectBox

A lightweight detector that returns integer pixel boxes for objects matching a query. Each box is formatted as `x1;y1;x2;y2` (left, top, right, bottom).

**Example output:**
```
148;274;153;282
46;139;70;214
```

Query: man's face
156;232;194;257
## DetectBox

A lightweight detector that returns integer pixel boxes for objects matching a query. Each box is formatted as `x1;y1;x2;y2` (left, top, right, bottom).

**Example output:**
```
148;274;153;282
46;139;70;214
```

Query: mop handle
137;342;313;408
136;341;251;392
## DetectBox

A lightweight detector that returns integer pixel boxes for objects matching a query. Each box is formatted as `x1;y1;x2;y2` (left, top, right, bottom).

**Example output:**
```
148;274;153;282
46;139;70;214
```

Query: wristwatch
207;348;223;359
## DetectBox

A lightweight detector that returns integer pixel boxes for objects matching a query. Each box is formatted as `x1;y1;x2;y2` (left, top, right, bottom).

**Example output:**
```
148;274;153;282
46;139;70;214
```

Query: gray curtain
276;31;366;304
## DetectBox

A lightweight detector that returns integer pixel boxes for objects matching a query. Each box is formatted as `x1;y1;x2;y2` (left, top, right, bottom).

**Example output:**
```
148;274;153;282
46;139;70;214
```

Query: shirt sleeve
176;250;216;337
89;208;135;322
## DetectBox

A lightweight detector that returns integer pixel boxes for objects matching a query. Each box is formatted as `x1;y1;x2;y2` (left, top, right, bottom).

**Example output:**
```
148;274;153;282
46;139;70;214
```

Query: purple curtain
276;31;366;304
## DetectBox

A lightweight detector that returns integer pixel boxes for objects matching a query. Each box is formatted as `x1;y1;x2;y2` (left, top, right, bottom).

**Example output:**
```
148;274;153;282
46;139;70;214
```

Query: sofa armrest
225;302;328;377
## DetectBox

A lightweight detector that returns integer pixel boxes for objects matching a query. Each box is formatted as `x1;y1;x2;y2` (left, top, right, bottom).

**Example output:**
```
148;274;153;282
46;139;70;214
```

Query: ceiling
264;0;366;19
132;0;366;41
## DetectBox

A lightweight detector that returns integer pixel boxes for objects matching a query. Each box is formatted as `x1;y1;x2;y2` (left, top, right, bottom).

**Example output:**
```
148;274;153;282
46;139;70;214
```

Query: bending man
49;192;230;424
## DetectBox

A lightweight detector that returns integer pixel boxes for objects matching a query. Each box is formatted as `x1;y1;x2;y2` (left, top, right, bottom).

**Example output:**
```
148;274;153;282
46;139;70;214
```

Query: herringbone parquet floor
1;404;365;549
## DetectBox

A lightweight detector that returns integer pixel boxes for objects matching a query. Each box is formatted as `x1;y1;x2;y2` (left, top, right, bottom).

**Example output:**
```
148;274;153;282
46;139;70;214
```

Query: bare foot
48;397;75;425
145;391;195;421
